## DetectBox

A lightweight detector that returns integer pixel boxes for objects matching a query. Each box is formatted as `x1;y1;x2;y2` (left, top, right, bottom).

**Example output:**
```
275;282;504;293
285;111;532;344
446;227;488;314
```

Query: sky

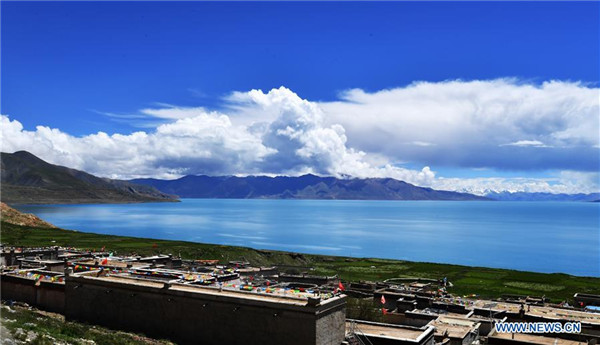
1;1;599;195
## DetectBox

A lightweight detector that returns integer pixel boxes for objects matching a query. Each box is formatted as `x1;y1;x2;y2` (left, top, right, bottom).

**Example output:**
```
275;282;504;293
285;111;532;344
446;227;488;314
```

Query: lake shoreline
13;199;600;277
2;221;600;302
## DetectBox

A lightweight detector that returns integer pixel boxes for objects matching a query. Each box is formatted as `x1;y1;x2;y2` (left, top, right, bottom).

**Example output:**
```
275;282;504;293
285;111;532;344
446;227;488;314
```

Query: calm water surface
15;199;600;277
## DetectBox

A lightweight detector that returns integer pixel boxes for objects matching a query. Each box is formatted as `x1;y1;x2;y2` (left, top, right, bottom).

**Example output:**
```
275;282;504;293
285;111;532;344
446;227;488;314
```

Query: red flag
380;295;386;305
338;282;345;291
266;281;270;286
101;258;108;265
382;308;387;315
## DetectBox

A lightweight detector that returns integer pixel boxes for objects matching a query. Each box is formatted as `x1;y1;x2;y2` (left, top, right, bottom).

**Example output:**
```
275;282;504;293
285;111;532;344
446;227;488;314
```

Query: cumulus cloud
1;80;599;194
319;79;599;171
1;111;274;179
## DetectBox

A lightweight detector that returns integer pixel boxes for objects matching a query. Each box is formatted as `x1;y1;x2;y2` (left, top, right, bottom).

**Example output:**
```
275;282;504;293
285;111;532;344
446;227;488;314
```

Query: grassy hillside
1;303;173;345
2;221;599;302
1;202;56;228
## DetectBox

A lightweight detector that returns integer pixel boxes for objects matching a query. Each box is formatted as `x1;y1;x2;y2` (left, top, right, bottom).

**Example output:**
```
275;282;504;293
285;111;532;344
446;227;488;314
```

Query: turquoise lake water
14;199;600;277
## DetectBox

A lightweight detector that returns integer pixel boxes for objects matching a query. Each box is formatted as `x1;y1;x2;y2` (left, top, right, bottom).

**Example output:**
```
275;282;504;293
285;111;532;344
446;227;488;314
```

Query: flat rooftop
409;308;468;318
75;259;147;268
77;274;342;306
473;300;600;325
347;321;431;341
490;332;586;345
429;316;479;339
527;306;600;325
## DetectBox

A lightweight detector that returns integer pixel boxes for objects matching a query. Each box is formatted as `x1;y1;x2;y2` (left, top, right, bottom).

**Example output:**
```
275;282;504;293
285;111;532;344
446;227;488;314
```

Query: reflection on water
15;199;600;277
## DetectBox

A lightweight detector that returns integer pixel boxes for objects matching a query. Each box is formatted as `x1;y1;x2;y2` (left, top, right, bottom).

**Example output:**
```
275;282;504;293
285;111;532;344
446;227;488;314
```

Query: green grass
2;221;599;303
1;303;173;345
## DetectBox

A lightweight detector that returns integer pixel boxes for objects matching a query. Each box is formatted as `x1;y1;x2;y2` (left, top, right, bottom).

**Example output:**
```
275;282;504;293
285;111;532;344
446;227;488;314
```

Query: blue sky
1;1;599;194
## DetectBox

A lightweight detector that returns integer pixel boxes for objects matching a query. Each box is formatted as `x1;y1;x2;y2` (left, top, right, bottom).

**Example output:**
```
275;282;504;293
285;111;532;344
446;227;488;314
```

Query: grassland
1;302;173;345
2;221;599;302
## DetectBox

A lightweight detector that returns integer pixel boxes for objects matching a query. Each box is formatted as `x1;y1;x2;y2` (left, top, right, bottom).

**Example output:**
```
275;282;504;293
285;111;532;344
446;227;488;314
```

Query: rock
0;323;16;345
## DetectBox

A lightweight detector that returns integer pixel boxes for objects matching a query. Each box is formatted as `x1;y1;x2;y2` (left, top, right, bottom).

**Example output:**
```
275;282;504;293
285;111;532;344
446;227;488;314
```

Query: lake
14;199;600;277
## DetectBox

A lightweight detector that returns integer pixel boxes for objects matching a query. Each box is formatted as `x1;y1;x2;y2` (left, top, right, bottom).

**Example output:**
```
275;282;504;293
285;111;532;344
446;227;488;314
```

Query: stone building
65;274;347;345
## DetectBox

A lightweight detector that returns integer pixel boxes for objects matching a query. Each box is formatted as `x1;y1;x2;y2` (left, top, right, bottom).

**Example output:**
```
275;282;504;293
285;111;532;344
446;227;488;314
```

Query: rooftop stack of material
427;315;480;345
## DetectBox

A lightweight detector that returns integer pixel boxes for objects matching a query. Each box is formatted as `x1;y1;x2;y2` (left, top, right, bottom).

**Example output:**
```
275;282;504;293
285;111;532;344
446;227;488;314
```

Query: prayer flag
101;258;108;265
338;282;345;291
381;295;386;305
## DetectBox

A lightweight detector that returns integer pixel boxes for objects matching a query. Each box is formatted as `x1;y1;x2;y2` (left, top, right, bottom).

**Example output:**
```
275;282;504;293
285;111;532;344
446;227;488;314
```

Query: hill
486;191;600;202
0;202;56;228
131;174;488;201
1;151;178;204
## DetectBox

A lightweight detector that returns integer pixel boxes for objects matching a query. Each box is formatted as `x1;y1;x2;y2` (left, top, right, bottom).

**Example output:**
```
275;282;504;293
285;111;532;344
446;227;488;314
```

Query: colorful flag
380;295;386;305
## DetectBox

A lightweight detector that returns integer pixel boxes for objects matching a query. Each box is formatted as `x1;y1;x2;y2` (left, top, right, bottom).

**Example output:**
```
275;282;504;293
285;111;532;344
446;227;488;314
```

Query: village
1;245;599;345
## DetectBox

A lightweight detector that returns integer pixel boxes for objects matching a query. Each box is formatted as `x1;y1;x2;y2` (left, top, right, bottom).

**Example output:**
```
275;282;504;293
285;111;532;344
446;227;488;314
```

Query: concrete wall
403;311;438;327
316;301;347;345
397;300;418;312
279;273;339;285
575;293;600;307
431;302;469;314
0;275;65;313
383;312;407;325
65;276;346;345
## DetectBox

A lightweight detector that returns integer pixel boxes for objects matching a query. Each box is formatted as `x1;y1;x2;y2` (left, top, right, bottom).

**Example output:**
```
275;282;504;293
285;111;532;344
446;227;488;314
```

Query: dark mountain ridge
1;151;178;204
132;174;489;201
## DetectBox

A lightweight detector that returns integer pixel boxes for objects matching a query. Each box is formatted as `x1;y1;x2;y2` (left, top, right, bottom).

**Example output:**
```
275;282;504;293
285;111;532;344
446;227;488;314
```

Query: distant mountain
485;191;600;202
1;151;178;204
131;174;489;201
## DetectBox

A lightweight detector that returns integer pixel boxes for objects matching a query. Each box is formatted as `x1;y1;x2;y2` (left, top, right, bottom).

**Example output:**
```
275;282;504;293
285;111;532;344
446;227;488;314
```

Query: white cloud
319;79;599;171
140;106;209;120
1;80;599;194
432;171;600;196
500;140;548;147
411;141;436;147
1;111;274;179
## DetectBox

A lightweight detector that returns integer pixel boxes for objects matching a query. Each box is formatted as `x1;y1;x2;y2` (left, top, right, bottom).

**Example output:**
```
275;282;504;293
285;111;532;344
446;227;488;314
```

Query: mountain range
4;151;596;203
485;191;600;202
1;151;178;204
131;174;489;201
